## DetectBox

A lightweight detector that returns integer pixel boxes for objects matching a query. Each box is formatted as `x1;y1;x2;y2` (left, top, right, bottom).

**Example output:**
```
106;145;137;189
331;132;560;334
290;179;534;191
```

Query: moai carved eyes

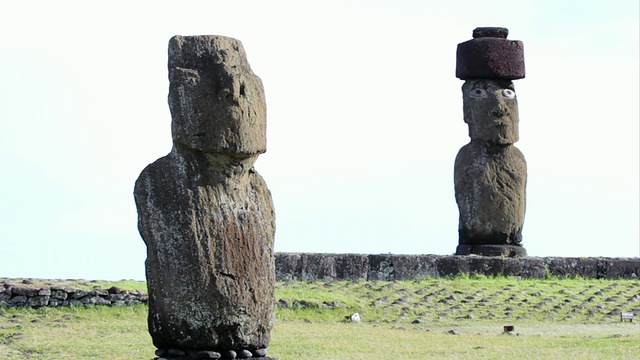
469;87;516;100
503;89;516;99
470;88;488;99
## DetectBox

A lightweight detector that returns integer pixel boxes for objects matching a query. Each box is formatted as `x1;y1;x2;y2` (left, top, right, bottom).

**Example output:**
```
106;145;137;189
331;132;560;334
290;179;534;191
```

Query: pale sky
1;0;638;281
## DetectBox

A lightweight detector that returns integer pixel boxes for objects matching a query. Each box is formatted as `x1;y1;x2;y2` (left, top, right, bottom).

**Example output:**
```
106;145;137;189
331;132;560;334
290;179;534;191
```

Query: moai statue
135;35;277;360
454;27;528;257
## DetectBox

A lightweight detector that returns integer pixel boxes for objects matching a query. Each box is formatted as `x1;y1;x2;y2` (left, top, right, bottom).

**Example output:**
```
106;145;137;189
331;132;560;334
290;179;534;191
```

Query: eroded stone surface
473;27;508;39
135;35;275;352
456;27;525;80
168;35;267;156
454;140;527;247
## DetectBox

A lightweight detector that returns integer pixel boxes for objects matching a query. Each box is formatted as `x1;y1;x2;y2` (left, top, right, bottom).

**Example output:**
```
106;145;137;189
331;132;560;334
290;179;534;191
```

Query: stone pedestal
153;357;279;360
455;244;527;257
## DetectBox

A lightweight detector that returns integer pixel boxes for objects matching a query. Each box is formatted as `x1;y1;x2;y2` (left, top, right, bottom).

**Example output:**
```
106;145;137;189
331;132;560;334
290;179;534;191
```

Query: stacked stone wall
1;283;147;308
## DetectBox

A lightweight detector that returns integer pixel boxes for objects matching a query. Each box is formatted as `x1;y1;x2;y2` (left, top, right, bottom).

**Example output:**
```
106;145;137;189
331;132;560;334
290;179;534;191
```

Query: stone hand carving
135;35;276;359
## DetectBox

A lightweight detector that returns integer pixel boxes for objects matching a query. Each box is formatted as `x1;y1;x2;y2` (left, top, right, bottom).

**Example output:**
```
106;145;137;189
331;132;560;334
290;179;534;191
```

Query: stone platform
275;253;639;281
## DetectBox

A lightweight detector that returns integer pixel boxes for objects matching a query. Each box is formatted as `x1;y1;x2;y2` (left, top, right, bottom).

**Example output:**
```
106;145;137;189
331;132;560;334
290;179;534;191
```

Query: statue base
153;348;278;360
154;357;279;360
455;244;527;257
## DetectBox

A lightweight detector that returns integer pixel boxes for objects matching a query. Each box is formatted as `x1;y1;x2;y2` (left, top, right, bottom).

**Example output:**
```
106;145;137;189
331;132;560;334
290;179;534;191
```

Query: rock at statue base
152;356;279;360
135;35;275;353
456;244;527;257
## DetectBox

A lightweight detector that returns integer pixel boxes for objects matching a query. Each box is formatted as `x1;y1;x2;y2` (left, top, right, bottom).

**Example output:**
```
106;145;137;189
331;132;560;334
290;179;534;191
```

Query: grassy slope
275;276;640;324
1;277;639;359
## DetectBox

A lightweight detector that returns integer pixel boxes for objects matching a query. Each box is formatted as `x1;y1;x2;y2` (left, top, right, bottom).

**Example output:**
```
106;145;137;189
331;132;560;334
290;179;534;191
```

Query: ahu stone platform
275;253;640;281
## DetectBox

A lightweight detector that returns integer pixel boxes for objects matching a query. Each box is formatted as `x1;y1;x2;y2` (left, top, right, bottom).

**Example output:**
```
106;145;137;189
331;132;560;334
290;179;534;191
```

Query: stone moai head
462;79;519;144
168;35;267;156
456;27;525;145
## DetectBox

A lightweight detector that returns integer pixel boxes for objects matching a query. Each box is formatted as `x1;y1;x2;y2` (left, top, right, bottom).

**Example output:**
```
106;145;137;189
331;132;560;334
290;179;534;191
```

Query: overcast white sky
1;0;638;281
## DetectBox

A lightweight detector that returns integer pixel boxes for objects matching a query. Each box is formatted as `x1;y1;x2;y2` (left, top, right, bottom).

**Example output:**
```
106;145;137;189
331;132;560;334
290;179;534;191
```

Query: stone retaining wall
275;253;640;281
1;282;147;308
3;254;637;308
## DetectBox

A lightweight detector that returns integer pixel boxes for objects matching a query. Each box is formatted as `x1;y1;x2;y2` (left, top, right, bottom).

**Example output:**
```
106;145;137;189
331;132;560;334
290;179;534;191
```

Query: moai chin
134;35;277;359
454;27;528;257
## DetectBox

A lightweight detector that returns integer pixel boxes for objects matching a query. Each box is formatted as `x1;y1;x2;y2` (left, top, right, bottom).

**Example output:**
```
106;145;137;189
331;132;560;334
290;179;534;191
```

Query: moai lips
454;28;528;257
135;35;277;359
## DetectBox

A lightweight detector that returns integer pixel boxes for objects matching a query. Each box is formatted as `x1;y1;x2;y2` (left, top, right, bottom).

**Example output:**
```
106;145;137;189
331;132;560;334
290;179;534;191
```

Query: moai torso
454;28;528;257
134;35;276;359
454;139;527;246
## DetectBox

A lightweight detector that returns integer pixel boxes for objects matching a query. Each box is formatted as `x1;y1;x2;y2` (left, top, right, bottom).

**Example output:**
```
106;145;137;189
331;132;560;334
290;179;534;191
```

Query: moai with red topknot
454;27;528;257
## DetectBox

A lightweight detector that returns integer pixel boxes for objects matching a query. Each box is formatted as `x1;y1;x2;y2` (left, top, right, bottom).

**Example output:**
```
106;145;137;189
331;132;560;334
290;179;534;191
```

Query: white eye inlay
470;88;487;99
503;89;516;99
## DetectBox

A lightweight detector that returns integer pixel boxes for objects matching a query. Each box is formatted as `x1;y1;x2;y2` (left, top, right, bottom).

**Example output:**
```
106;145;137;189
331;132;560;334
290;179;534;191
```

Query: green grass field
1;277;639;359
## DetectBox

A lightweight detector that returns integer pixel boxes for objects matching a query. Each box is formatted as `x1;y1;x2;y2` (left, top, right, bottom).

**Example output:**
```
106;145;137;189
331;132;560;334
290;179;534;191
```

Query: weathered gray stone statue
135;35;277;360
454;27;528;257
